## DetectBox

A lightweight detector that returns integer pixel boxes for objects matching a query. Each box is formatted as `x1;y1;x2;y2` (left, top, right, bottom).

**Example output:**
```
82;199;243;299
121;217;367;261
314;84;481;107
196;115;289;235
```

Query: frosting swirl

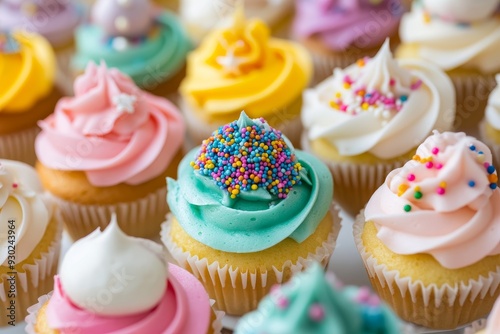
72;0;191;88
294;0;404;51
486;74;500;130
0;159;52;266
0;31;55;113
35;62;185;187
0;0;83;47
48;218;212;334
235;263;401;334
302;40;455;159
365;131;500;269
167;113;333;253
399;0;500;73
179;9;312;124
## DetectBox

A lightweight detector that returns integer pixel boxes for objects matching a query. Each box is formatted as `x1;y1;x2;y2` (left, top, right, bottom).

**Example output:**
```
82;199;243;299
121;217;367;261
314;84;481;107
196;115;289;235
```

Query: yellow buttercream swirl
180;11;312;124
0;31;55;113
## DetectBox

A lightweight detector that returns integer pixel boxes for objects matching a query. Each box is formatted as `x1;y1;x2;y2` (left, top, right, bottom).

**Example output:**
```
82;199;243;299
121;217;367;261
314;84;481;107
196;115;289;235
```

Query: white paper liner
0;126;39;166
181;97;303;152
25;295;225;333
464;318;488;334
161;204;342;315
49;186;168;241
451;73;496;132
479;119;500;169
301;134;405;216
353;212;500;329
0;214;62;327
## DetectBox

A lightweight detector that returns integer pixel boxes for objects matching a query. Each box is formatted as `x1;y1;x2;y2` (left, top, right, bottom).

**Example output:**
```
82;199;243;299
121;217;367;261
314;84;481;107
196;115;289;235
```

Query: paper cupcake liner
181;97;303;151
479;119;500;169
353;212;500;330
161;204;341;315
451;73;496;133
463;318;488;334
0;126;40;166
301;134;404;216
0;215;62;327
49;186;168;241
25;293;224;334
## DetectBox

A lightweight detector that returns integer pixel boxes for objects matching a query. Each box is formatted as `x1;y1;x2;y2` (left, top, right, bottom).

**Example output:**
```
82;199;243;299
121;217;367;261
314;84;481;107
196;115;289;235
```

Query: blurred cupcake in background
464;295;500;334
72;0;191;96
26;216;223;334
35;62;185;240
0;159;62;327
180;0;294;43
301;39;455;215
235;262;410;334
397;0;500;131
0;0;85;93
480;74;500;168
162;112;340;315
180;8;311;148
354;131;500;329
293;0;405;85
0;31;61;165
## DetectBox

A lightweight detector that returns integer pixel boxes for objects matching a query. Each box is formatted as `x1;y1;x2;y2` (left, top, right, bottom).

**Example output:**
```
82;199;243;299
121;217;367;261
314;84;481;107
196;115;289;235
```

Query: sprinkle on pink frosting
35;62;185;187
45;265;212;334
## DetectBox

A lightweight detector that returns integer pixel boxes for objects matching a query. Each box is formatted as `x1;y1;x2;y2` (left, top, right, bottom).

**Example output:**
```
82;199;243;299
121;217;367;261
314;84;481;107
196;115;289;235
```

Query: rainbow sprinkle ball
191;112;303;202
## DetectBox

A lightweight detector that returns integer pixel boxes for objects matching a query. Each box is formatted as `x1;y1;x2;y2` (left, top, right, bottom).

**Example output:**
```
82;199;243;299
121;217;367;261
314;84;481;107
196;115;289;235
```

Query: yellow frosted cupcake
0;31;61;165
354;131;500;329
161;112;340;315
396;0;500;130
0;159;62;327
301;40;455;215
179;8;312;148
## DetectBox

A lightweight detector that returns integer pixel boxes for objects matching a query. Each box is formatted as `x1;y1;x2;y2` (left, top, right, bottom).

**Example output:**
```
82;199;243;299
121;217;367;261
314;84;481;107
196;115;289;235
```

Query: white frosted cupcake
301;39;456;215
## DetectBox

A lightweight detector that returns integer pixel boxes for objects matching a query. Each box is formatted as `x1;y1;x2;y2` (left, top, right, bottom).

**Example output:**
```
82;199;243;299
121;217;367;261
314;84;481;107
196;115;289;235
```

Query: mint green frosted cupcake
72;0;191;95
235;263;408;334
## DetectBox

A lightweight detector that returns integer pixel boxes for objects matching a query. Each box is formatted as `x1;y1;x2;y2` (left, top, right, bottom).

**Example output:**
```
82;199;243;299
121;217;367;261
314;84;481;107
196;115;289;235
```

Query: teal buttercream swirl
167;147;333;253
72;11;191;89
235;263;401;334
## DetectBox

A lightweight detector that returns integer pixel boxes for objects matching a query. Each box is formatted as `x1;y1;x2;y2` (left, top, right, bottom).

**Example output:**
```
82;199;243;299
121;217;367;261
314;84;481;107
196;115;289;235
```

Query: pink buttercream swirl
46;265;212;334
365;131;500;269
293;0;404;51
35;62;185;187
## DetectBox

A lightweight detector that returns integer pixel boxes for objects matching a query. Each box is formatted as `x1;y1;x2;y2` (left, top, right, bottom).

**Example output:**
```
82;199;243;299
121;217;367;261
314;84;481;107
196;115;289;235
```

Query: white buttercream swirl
486;74;500;130
399;1;500;73
59;215;167;316
0;160;51;266
302;40;455;159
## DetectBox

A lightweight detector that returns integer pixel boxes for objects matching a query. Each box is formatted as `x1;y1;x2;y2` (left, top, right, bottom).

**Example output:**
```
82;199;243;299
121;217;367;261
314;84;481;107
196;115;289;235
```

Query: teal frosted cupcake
72;0;191;95
235;262;407;334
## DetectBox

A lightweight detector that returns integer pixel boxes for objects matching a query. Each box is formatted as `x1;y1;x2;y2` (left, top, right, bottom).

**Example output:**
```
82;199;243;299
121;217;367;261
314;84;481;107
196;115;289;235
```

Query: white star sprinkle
112;93;137;114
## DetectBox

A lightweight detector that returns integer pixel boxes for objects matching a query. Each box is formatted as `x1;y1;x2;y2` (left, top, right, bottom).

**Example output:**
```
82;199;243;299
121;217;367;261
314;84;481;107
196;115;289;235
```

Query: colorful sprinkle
407;174;415;182
435;163;443;170
425;161;434;169
436;187;446;195
431;147;439;155
414;191;423;200
12;183;17;188
403;204;412;212
489;174;498;183
192;118;302;199
398;184;409;197
487;165;496;174
309;304;325;322
469;145;476;151
276;296;289;309
490;183;498;190
468;180;476;187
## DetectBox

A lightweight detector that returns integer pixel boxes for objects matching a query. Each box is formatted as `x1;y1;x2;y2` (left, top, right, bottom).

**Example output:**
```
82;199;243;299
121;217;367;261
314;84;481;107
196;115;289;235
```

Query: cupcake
35;62;185;240
235;262;409;334
179;8;312;148
396;0;500;131
180;0;294;43
354;131;500;329
293;0;406;85
25;215;223;334
301;39;455;216
0;31;61;165
72;0;192;96
0;159;62;327
0;0;85;94
480;74;500;168
161;112;341;315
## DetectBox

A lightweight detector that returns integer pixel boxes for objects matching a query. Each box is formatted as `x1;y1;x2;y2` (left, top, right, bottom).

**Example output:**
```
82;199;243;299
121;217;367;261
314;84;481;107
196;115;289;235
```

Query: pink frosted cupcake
25;216;223;334
35;62;185;240
293;0;406;84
